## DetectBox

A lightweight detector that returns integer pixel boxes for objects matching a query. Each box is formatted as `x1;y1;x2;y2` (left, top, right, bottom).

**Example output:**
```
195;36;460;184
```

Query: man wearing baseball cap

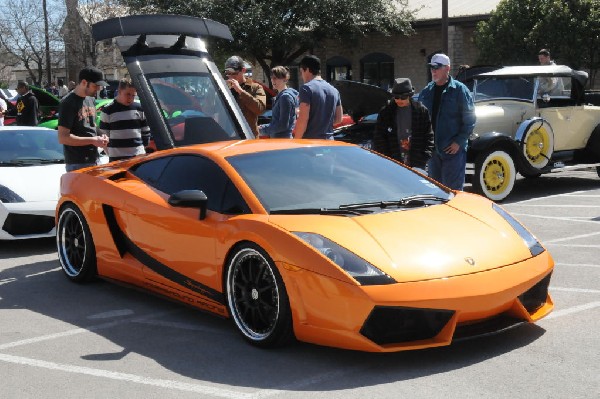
418;53;476;190
58;66;109;171
223;55;266;136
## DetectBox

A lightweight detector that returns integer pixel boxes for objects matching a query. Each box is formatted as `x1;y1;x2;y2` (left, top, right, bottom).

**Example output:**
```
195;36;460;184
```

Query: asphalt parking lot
1;169;599;399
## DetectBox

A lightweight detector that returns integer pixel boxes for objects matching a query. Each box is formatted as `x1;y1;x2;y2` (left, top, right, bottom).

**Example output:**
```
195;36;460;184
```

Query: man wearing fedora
419;53;475;190
373;78;433;172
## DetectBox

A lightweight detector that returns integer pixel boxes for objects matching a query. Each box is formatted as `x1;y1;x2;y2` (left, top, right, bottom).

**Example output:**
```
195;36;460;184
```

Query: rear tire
472;149;516;202
56;203;97;283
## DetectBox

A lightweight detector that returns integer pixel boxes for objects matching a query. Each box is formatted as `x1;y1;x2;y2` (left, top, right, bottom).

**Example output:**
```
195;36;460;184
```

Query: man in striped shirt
98;78;150;162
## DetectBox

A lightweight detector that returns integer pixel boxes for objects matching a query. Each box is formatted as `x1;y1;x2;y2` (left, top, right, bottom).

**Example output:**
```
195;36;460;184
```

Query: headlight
0;185;25;203
293;232;396;285
493;203;544;256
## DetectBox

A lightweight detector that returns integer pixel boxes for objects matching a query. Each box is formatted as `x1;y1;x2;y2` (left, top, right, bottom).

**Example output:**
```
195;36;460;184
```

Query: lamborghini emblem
465;257;475;266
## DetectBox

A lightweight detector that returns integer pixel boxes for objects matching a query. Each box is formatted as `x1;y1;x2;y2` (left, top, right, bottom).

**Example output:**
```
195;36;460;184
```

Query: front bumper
280;252;554;352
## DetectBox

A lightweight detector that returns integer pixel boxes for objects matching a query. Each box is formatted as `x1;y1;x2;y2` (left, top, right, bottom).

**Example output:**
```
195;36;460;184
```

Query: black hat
391;78;414;95
224;56;245;73
78;66;108;86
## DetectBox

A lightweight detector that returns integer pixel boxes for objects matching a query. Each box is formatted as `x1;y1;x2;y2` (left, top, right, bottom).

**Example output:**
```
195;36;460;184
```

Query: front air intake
360;306;454;345
519;272;552;313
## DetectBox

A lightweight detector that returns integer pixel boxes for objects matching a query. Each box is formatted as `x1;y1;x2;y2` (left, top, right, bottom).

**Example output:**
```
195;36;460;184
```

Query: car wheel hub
251;288;259;301
484;158;508;192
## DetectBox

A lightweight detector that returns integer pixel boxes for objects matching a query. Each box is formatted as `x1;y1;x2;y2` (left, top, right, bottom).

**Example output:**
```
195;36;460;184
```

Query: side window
130;156;172;187
155;155;248;213
221;180;250;214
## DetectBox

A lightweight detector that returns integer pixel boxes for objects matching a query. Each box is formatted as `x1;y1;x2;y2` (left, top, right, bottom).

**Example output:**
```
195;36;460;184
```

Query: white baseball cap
428;53;451;67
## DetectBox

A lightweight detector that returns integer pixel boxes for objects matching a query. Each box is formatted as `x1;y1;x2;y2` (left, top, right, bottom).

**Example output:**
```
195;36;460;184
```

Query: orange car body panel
57;139;554;352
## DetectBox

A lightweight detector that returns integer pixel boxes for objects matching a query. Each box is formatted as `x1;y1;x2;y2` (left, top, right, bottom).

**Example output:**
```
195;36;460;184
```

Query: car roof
160;138;354;159
477;64;581;78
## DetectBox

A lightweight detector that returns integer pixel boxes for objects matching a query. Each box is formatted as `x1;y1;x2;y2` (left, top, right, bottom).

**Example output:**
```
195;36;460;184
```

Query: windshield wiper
339;194;450;210
38;159;65;164
0;158;64;165
270;207;372;216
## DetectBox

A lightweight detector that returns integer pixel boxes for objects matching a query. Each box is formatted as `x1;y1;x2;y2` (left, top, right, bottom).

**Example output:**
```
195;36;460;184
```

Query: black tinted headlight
0;185;25;203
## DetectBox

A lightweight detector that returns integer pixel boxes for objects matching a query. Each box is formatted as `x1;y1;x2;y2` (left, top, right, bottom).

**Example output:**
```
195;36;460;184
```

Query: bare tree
0;0;65;85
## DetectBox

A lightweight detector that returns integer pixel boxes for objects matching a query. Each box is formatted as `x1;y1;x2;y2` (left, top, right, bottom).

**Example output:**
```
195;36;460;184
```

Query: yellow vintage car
467;65;600;201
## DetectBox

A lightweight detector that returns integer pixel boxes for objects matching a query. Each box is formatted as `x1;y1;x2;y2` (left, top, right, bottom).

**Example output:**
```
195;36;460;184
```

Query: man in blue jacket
419;53;476;190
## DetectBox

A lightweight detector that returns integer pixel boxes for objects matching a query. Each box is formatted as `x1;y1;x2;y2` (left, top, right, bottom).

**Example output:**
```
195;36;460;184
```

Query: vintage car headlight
493;203;544;256
0;185;25;203
293;232;396;285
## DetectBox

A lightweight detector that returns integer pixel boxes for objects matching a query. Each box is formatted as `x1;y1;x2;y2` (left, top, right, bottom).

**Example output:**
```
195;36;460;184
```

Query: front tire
225;243;293;348
56;203;97;282
472;149;516;202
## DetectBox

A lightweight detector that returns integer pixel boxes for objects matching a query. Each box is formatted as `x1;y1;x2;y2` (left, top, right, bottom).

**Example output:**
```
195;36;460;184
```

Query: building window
326;56;352;82
360;52;394;89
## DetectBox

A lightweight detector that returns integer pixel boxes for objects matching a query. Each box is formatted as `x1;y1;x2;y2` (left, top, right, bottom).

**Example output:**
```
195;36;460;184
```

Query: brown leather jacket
232;78;266;135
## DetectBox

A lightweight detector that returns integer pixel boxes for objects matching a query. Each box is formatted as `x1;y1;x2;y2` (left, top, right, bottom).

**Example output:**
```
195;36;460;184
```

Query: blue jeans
427;148;466;190
66;162;98;172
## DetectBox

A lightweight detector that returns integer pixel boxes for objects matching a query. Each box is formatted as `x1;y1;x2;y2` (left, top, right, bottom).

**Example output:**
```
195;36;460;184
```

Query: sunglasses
429;64;445;70
393;94;411;100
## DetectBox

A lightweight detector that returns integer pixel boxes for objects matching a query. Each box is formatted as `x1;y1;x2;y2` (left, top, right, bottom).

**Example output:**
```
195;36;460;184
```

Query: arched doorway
360;52;394;89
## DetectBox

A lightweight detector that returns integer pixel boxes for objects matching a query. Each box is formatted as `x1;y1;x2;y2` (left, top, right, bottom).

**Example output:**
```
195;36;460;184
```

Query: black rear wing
91;14;233;42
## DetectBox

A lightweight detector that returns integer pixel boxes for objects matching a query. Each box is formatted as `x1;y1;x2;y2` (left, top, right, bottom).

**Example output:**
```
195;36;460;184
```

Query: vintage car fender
467;131;542;179
515;117;555;170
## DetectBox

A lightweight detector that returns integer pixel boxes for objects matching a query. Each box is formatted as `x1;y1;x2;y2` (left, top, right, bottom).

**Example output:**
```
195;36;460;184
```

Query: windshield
0;129;64;165
474;77;535;102
147;73;239;146
228;146;449;213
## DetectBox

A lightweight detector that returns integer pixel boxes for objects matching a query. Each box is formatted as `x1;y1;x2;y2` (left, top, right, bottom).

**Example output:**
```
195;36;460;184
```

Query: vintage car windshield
0;129;64;165
474;77;535;102
228;146;450;213
147;73;238;144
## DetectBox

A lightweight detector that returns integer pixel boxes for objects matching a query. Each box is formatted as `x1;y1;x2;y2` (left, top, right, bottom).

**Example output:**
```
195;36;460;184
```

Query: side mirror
168;189;208;219
542;93;551;103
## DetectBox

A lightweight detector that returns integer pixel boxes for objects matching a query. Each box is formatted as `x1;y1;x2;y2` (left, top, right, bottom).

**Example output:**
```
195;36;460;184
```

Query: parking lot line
550;287;600;294
541;301;600;320
555;263;600;268
0;310;180;350
544;231;600;243
0;353;252;398
509;212;600;225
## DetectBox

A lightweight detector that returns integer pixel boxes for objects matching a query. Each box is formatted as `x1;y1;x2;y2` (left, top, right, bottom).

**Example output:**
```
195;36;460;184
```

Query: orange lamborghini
56;140;554;352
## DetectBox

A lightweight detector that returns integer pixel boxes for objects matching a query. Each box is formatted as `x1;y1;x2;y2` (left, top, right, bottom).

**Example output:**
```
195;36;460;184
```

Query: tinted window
130;156;171;186
228;146;449;212
150;155;246;213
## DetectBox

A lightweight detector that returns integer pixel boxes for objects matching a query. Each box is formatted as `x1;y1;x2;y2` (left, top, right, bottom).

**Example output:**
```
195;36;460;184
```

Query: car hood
331;80;392;122
472;102;531;137
269;194;534;283
0;163;64;201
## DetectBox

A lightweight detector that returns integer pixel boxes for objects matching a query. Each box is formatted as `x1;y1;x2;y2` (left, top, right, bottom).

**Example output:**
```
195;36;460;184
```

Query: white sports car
0;126;67;240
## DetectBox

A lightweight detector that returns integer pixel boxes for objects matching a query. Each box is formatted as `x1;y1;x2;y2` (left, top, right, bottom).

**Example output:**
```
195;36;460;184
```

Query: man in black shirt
16;82;39;126
58;66;109;172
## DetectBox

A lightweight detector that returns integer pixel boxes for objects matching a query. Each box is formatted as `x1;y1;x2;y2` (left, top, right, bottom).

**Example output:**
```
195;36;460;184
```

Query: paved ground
1;169;599;399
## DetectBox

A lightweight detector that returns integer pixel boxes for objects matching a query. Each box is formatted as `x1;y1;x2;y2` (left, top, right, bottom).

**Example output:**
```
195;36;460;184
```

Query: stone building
252;0;501;91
